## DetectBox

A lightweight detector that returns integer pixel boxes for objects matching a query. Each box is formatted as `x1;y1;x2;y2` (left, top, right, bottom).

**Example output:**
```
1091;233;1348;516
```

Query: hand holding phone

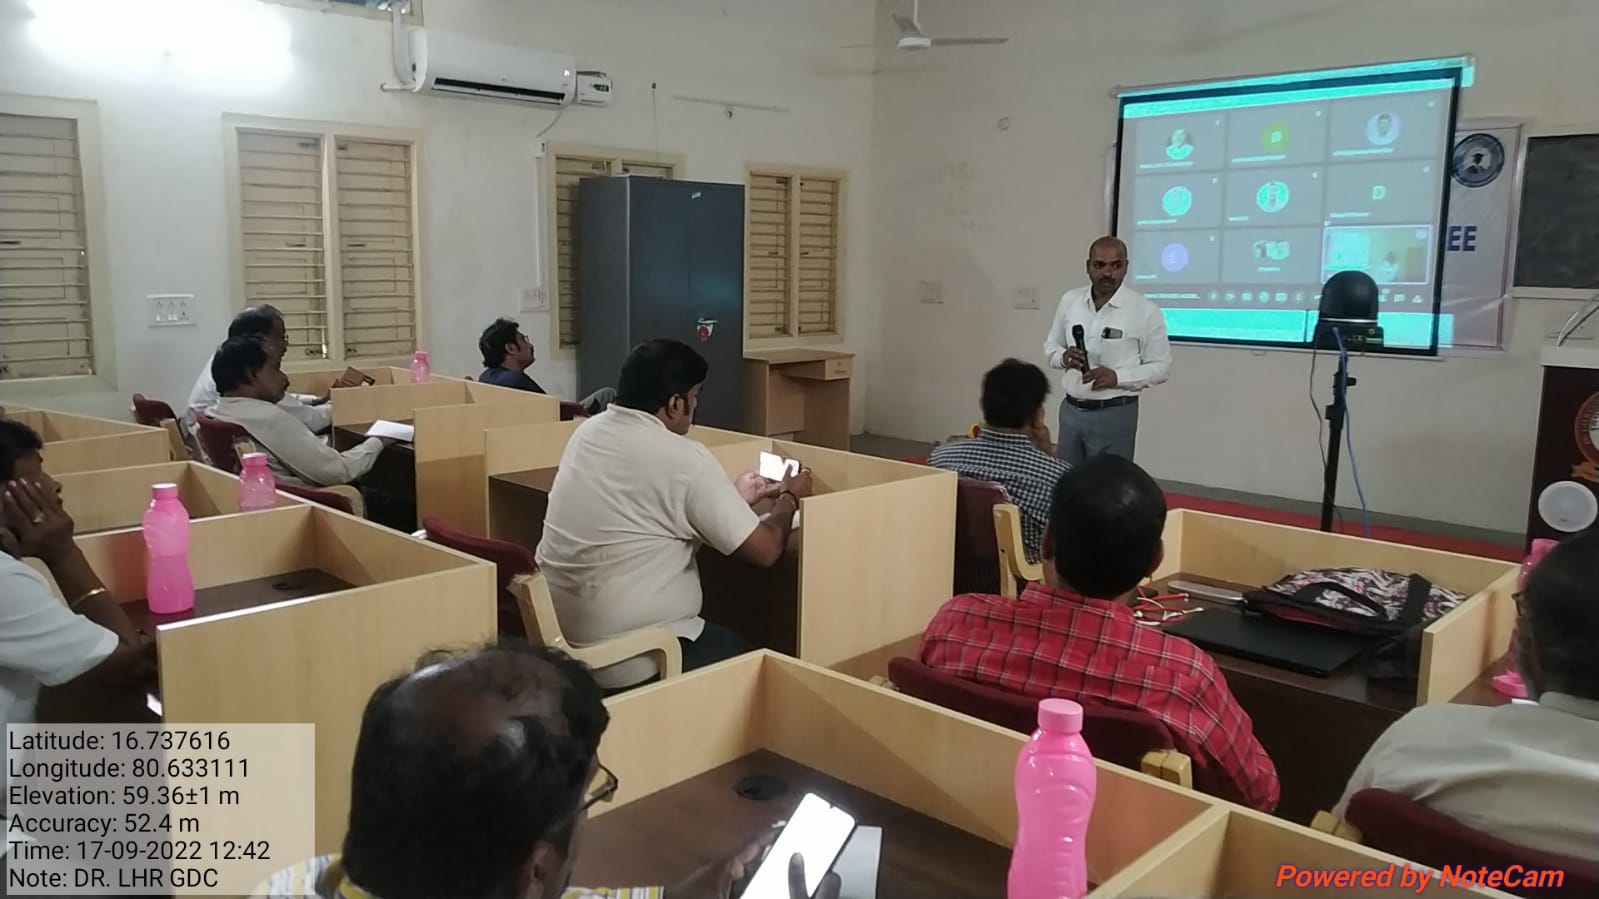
759;451;802;483
740;794;855;899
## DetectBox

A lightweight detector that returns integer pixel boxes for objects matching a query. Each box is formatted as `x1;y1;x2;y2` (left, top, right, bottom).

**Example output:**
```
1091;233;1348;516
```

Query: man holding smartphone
538;340;814;690
1043;236;1173;465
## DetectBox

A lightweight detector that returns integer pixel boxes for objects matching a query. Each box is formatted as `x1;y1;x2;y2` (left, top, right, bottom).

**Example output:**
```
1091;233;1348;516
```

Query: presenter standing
1044;236;1172;465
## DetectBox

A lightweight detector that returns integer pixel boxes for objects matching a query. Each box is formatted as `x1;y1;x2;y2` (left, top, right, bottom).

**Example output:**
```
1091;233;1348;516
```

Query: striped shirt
254;854;662;899
928;429;1069;563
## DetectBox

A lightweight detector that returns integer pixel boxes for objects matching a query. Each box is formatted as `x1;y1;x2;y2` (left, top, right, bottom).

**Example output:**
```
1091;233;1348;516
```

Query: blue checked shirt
928;429;1069;563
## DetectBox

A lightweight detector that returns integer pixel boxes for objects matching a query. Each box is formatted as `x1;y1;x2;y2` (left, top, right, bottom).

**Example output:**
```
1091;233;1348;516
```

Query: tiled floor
849;433;1522;549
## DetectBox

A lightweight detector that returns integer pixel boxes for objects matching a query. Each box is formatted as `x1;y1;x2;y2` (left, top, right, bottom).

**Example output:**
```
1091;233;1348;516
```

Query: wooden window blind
234;125;419;365
550;151;677;349
335;138;416;360
0;113;94;380
746;173;792;338
238;130;329;360
745;168;843;340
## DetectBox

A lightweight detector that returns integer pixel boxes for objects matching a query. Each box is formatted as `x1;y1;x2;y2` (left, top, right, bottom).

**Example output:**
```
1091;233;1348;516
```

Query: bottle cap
151;483;179;500
1037;698;1083;734
414;351;429;361
241;452;267;468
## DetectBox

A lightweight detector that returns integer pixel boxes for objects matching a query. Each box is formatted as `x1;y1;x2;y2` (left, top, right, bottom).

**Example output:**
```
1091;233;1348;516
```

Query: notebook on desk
1162;604;1379;677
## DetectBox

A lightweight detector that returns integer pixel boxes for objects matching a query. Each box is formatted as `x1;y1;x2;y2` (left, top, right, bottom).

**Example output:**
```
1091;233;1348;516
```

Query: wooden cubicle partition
773;441;956;668
56;460;297;534
53;505;497;853
414;393;561;532
597;653;1507;898
1151;509;1519;705
328;380;470;426
6;406;171;474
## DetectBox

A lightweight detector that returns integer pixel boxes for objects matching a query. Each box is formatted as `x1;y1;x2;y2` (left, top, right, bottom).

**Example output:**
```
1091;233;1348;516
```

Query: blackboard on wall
1514;133;1599;289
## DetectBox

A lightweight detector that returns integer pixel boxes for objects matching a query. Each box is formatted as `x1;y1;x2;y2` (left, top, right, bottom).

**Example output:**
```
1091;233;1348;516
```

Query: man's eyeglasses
579;761;619;815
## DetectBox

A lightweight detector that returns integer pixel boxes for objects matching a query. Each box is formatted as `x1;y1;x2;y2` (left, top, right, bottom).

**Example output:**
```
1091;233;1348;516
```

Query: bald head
1086;236;1129;301
342;642;609;899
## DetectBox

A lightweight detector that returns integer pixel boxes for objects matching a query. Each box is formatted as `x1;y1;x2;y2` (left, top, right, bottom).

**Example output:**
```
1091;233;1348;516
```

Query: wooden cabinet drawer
784;356;853;381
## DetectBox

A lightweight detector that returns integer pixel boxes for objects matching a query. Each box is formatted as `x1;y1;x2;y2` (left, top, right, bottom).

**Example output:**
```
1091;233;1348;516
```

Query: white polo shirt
1043;285;1173;401
1;553;118;820
535;407;760;687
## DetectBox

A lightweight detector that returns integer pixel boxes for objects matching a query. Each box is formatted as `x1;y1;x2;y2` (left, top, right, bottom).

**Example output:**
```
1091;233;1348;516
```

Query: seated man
477;318;615;416
205;337;412;530
1335;529;1599;861
2;420;154;832
929;358;1068;563
183;305;336;440
256;642;836;899
537;339;812;689
919;454;1280;811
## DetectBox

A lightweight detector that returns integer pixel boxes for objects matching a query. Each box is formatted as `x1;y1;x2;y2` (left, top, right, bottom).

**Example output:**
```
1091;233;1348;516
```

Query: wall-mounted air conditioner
408;28;576;106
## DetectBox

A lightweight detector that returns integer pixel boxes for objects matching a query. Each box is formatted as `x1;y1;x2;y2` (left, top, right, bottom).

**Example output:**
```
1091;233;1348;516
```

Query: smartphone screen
758;451;799;482
740;794;856;899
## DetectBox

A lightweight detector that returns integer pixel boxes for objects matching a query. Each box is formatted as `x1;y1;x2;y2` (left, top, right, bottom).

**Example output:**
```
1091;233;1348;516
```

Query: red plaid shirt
919;583;1280;812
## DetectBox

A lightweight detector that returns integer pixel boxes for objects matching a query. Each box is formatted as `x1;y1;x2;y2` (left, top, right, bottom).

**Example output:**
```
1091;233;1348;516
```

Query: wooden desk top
334;421;415;450
491;468;559;492
745;348;853;366
574;750;1009;899
125;568;354;633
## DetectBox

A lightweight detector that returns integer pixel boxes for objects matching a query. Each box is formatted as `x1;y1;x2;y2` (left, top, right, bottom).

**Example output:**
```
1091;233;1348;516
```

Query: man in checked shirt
918;454;1280;811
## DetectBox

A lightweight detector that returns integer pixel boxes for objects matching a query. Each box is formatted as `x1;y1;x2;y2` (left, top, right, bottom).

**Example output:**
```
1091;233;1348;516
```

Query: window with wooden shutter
231;121;421;366
238;130;329;360
745;166;844;341
746;173;792;338
546;147;681;351
335;138;416;360
0;113;94;380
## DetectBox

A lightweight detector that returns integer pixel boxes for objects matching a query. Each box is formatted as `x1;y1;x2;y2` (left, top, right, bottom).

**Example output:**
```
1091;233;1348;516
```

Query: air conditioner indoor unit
408;28;576;106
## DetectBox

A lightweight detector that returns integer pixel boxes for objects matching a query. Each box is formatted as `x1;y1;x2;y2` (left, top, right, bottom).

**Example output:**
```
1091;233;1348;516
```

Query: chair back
954;478;1006;594
132;394;197;460
887;657;1217;785
558;401;587;422
194;412;254;473
277;482;354;515
421;515;538;639
1345;789;1599;898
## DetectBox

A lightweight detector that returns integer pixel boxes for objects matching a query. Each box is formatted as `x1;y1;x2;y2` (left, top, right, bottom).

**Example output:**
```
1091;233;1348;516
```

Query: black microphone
1070;324;1090;374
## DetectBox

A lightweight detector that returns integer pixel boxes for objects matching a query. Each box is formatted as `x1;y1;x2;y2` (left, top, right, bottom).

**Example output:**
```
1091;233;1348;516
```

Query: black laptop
1162;604;1379;677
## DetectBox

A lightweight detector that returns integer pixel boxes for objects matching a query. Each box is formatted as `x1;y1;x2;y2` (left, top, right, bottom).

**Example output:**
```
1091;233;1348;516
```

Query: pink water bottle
1493;538;1558;699
1009;698;1096;899
237;452;277;513
142;484;194;615
408;350;431;383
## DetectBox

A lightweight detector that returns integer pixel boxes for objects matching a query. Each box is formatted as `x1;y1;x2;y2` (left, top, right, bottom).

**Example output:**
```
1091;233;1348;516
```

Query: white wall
0;0;878;430
866;0;1599;532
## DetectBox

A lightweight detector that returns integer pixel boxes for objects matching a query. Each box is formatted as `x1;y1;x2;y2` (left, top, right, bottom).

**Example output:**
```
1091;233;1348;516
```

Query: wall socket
918;281;943;305
1012;286;1041;310
520;286;549;312
149;294;194;327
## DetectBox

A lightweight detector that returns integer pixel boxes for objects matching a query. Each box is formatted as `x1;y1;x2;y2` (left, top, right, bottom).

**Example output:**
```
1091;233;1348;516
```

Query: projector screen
1113;59;1466;353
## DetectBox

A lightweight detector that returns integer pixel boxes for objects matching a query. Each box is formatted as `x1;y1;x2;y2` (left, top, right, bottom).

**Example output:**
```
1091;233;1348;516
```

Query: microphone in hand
1070;324;1091;374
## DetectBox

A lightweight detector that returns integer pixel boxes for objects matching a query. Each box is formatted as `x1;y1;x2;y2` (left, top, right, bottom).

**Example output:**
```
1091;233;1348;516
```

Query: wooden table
742;349;853;450
574;750;1011;898
1149;573;1504;824
125;569;353;634
334;421;416;505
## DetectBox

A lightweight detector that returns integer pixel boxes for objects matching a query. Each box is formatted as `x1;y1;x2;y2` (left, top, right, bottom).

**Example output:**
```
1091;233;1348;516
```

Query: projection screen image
1114;60;1465;353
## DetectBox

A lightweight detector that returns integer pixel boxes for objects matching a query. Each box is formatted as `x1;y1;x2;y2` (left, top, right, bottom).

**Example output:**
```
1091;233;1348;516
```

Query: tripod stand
1318;347;1354;532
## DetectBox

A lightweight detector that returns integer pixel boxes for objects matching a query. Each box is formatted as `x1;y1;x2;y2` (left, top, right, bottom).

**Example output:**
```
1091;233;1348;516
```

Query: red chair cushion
131;394;178;428
954;478;1005;595
195;412;251;473
421;515;536;639
1346;789;1599;897
559;401;587;422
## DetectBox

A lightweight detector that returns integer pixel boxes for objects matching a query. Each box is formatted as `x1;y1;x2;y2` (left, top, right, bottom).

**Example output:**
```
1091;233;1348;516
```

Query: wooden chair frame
511;571;683;678
994;502;1043;598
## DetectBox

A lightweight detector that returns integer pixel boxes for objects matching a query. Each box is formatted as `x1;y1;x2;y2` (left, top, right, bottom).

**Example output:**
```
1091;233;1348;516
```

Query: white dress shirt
1043;285;1173;400
536;407;760;688
208;395;383;488
1;553;118;820
183;356;328;439
1335;692;1599;863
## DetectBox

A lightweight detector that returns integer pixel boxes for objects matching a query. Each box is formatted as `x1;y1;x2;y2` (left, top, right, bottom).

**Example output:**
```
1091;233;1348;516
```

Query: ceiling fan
890;0;1009;51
